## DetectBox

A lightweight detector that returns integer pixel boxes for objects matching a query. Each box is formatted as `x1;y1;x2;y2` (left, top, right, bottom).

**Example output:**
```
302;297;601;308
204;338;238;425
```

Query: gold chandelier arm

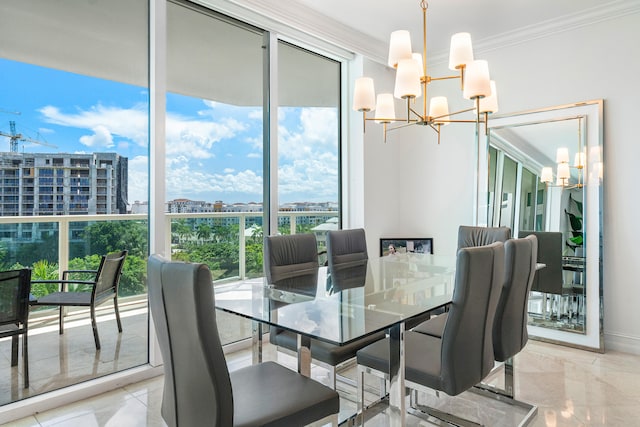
387;121;421;132
429;74;461;82
363;117;415;123
408;106;425;121
428;123;442;144
445;106;476;117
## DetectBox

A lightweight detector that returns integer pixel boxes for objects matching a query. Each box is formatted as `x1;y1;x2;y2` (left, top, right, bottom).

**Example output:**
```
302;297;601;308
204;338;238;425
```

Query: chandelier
352;1;498;143
541;117;585;189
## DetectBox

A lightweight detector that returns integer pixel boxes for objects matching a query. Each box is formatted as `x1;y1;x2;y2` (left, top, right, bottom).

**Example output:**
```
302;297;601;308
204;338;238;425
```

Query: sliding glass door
0;0;149;403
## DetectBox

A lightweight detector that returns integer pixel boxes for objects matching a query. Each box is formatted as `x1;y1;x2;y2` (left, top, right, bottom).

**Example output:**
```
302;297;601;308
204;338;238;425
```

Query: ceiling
285;0;618;59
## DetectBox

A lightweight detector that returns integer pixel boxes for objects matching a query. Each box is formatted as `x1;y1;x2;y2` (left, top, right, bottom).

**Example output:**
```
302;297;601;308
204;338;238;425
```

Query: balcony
0;211;338;406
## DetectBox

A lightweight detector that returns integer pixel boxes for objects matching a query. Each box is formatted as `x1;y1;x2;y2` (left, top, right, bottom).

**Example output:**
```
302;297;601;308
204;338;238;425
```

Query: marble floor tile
3;326;640;426
0;299;149;408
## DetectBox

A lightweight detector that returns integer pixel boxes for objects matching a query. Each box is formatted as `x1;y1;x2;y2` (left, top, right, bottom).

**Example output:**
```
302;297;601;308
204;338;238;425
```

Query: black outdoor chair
30;250;127;350
0;268;32;388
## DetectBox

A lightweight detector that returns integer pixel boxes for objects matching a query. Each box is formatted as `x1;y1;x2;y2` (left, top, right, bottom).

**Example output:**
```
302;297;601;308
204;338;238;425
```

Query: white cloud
39;104;148;147
37;101;338;204
79;125;114;148
166;164;262;200
278;107;338;161
127;155;149;203
248;109;262;120
276;107;339;201
165;114;246;160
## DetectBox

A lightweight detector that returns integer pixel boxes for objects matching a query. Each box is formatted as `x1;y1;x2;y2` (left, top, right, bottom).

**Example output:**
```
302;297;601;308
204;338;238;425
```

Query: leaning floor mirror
477;100;604;351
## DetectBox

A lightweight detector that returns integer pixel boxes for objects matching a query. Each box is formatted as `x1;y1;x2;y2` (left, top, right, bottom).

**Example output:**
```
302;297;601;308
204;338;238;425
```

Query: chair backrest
326;259;368;293
440;241;504;396
0;269;32;327
93;250;127;301
327;228;368;272
263;234;319;289
457;225;511;250
493;235;538;362
148;255;233;427
518;231;563;294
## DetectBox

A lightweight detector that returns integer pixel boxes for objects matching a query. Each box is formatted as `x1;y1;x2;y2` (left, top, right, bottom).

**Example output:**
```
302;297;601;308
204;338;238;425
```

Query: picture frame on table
380;238;434;257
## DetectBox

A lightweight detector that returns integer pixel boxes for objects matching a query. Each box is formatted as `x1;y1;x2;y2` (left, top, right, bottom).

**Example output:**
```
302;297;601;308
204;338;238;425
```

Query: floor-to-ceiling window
164;0;265;345
0;0;149;404
277;42;341;254
0;0;344;412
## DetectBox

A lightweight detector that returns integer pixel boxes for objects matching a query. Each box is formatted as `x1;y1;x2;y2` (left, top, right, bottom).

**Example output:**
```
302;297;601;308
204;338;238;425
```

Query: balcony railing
0;210;338;282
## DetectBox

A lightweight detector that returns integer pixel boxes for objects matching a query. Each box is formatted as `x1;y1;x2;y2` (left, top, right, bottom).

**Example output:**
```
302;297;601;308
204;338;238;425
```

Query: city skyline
0;58;339;206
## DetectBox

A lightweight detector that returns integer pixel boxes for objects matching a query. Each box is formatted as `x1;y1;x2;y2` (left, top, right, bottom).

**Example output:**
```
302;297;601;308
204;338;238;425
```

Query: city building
0;152;127;216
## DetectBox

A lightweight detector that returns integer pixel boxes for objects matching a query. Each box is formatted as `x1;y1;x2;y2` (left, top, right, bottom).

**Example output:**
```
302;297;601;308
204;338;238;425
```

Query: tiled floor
0;298;149;407
3;336;640;426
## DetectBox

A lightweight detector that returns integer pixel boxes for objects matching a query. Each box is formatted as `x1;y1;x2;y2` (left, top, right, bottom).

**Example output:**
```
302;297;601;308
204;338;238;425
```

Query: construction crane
0;120;58;152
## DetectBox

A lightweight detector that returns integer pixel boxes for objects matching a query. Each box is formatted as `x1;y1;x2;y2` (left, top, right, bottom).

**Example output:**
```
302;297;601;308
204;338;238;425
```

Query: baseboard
604;332;640;355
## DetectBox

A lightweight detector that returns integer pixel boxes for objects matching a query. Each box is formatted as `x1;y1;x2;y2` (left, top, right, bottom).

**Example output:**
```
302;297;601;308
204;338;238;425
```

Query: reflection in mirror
482;101;603;351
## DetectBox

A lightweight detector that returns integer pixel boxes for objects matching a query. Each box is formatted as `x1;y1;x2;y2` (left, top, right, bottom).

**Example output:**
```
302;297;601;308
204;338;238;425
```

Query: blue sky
0;59;338;205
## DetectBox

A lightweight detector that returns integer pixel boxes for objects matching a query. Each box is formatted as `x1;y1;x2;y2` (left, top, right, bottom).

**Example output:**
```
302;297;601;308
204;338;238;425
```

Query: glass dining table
214;253;456;426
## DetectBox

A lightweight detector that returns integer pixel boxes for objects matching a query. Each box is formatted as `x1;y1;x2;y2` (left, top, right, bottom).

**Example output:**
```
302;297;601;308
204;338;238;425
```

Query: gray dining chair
415;224;510;325
414;234;536;342
458;225;511;250
0;268;32;388
326;228;368;270
412;235;540;422
147;255;339;427
356;241;505;426
266;232;384;389
518;231;563;295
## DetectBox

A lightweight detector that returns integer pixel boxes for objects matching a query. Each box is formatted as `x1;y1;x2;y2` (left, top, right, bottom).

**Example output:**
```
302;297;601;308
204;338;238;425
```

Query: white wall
362;11;640;353
360;59;477;257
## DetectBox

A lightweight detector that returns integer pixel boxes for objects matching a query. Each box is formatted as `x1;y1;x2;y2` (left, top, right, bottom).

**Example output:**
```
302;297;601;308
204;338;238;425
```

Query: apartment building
0;152;128;217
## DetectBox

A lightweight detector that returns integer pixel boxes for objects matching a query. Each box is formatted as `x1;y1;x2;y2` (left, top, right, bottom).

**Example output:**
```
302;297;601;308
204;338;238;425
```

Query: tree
18;259;59;298
247;224;263;244
82;221;147;258
196;223;212;242
172;219;193;244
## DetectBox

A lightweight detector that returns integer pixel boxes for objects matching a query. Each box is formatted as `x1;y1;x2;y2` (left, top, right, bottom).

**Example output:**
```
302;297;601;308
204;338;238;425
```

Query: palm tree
196;223;212;242
172;219;192;245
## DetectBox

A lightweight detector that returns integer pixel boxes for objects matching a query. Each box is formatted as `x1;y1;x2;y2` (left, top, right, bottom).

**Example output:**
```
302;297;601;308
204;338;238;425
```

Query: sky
0;59;339;205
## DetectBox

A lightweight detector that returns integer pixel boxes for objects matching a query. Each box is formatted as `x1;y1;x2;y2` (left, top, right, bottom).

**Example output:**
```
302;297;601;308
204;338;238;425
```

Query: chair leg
59;305;64;334
11;335;18;366
357;368;365;427
23;330;29;389
91;305;101;350
328;365;337;390
114;296;123;333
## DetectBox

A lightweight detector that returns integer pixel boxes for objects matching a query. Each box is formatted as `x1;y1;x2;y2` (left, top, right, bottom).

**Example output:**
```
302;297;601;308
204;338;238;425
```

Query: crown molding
472;0;640;56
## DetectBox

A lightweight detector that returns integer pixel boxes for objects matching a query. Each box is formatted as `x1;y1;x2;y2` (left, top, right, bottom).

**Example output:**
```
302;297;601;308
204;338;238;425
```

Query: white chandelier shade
449;32;474;70
428;96;450;125
463;60;492;100
388;30;412;68
353;77;376;112
374;93;396;123
394;58;422;99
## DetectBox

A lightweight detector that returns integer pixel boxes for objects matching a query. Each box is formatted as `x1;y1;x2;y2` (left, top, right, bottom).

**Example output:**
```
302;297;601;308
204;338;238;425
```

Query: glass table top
214;253;456;346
